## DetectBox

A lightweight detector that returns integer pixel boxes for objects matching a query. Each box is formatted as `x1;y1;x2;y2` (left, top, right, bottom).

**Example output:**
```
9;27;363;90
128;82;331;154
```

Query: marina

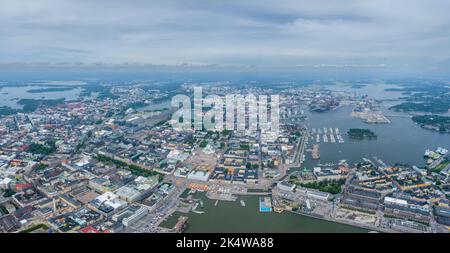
311;127;344;145
304;101;450;167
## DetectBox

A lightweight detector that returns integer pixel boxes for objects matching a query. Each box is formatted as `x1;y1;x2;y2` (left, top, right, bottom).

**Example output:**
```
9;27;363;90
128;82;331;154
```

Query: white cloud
0;0;450;67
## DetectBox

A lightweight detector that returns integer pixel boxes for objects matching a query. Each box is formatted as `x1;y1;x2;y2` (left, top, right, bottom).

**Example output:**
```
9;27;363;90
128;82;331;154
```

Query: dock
330;134;336;143
312;144;320;160
173;216;189;233
312;127;343;144
206;192;237;201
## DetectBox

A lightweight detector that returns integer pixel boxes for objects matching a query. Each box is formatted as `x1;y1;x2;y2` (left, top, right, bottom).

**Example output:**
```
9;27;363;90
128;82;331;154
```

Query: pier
312;144;320;160
312;127;344;144
206;191;237;201
330;134;336;143
173;216;189;233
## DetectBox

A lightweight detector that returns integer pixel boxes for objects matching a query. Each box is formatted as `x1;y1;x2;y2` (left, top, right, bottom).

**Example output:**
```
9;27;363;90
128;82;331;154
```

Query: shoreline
161;193;375;233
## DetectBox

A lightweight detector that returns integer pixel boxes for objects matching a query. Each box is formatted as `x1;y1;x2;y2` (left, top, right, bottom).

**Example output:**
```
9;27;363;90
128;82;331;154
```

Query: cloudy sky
1;0;450;68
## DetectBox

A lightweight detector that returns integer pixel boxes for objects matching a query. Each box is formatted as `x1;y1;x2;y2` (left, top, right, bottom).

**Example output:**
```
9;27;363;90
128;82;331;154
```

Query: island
389;102;450;114
386;83;450;114
347;128;377;139
27;87;75;93
412;115;450;133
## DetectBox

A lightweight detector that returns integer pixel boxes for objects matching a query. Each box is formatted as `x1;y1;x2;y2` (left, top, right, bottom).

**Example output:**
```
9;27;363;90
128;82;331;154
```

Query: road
127;128;309;232
126;180;187;233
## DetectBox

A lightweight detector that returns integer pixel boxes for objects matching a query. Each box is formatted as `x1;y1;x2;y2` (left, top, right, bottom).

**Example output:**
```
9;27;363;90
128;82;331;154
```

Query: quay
312;144;320;160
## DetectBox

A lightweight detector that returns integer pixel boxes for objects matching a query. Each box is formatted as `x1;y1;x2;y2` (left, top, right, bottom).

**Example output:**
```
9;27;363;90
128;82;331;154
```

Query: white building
187;170;211;182
174;167;189;178
0;177;12;190
277;181;296;192
122;206;148;227
115;176;158;202
114;205;149;227
384;196;408;206
91;192;127;213
115;186;141;202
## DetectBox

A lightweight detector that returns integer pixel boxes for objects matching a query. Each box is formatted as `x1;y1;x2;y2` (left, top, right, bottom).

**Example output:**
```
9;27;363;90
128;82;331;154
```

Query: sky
1;0;450;70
